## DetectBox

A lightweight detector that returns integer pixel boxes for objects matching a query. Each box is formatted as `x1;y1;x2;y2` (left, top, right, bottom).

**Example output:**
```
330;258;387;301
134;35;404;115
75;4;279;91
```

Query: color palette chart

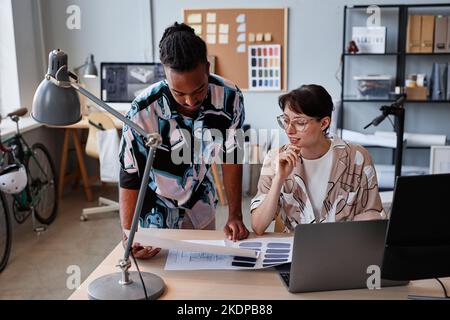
248;44;281;90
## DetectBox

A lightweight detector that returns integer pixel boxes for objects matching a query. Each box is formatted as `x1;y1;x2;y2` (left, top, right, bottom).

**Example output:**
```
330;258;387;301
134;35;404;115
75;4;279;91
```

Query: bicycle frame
2;132;50;210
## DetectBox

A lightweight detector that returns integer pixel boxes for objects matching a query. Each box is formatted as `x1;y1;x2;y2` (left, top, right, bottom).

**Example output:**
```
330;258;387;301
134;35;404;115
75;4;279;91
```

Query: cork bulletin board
183;8;288;91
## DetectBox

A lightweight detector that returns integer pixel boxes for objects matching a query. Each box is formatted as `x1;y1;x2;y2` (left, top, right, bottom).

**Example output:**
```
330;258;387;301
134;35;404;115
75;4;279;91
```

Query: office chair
80;112;119;221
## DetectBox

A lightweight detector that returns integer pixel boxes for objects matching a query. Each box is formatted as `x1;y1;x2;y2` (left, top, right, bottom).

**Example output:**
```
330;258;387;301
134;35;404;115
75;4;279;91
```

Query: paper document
132;232;258;258
165;237;294;270
374;131;446;147
342;129;397;148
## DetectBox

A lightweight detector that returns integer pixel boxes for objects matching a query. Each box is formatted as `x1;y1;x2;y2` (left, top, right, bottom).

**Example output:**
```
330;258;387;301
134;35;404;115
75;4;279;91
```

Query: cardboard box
405;86;428;100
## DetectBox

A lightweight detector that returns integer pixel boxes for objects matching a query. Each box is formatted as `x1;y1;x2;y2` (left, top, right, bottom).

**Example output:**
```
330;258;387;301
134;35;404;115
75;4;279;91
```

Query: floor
0;185;263;299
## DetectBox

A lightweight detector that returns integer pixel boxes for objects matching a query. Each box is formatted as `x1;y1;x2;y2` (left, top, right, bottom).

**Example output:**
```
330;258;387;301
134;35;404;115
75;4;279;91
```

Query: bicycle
0;107;58;272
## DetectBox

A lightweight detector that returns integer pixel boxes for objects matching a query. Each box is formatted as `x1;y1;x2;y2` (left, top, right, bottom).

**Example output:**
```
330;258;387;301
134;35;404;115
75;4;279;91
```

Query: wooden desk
69;229;450;300
50;115;122;202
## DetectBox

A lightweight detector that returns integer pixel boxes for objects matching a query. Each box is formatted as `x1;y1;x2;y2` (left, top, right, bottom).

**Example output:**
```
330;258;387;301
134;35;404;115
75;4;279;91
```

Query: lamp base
87;271;165;300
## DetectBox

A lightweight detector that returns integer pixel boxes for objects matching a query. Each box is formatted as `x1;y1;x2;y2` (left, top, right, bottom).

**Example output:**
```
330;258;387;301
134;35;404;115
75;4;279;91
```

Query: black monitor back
382;173;450;281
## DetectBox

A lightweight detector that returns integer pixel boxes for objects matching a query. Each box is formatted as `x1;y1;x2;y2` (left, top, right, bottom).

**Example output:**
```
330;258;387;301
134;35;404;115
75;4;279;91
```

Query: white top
302;139;334;222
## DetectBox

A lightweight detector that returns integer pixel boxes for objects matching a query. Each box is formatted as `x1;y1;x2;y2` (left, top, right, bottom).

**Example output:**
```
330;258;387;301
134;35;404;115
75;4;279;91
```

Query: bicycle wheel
0;192;12;272
27;143;58;225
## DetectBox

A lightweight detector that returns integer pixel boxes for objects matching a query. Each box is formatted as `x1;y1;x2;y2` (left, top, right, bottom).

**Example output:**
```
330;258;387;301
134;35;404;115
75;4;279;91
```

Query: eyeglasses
276;114;317;132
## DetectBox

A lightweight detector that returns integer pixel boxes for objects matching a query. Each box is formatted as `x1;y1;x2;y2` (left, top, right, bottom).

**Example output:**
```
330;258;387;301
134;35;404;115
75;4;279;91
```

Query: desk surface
69;229;449;300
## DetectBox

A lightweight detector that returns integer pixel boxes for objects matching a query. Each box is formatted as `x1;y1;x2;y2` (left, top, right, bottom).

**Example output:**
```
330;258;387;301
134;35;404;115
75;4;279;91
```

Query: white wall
0;0;21;114
39;0;154;99
8;0;450;168
152;0;450;135
153;0;450;167
10;0;46;111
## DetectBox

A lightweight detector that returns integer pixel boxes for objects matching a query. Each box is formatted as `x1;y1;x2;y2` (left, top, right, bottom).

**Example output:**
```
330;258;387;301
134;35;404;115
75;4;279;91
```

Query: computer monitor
381;173;450;281
100;63;165;103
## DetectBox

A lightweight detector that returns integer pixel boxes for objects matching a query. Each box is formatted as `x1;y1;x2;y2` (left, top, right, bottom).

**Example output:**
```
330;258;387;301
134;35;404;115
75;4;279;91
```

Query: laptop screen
387;173;450;246
382;173;450;281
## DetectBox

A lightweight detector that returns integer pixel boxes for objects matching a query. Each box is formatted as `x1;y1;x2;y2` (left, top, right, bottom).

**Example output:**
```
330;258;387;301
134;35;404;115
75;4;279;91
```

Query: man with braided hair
119;22;249;259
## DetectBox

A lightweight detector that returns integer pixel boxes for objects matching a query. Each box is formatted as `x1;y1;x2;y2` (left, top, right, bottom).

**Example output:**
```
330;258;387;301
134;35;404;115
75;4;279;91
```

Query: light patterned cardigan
250;137;386;232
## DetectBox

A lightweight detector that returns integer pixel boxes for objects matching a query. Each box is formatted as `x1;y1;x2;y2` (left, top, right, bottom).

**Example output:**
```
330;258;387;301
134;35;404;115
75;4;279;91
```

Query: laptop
276;220;408;293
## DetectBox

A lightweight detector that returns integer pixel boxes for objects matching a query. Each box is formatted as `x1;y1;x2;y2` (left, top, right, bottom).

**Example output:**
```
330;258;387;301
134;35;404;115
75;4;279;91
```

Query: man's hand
122;233;161;259
224;216;249;241
131;243;161;259
221;164;248;241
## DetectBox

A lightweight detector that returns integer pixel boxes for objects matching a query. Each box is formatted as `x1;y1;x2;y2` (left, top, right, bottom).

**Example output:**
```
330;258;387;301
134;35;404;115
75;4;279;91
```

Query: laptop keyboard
279;272;290;286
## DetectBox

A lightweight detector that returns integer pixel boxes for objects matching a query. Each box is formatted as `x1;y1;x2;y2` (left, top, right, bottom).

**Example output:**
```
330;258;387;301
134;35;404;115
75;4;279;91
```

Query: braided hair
159;22;208;72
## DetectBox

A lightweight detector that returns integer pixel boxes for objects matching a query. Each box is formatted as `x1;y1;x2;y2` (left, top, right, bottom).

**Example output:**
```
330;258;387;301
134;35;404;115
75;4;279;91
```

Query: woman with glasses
250;85;385;235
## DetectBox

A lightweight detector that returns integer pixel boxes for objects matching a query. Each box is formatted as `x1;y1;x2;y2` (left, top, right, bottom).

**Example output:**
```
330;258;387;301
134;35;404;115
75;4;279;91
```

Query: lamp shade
83;54;98;78
31;49;82;126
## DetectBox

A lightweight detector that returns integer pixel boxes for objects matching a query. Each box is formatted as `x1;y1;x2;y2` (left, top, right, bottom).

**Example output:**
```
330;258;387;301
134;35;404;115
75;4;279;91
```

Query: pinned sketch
219;34;229;44
248;44;282;90
236;13;246;23
237;33;246;42
237;23;246;33
256;33;264;42
187;13;202;24
191;24;202;35
206;34;216;44
219;24;229;34
248;33;256;42
164;237;294;270
206;12;216;23
237;43;246;53
264;33;272;42
206;24;216;34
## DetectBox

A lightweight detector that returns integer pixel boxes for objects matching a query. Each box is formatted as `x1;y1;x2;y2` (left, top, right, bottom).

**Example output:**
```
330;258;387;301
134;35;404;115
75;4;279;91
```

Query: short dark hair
159;22;208;72
278;84;334;119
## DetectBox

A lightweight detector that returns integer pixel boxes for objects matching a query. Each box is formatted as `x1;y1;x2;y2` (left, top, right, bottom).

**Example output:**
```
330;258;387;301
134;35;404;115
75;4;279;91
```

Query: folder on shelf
447;62;450;100
420;15;435;53
407;15;422;53
447;16;450;52
430;63;447;100
434;15;448;53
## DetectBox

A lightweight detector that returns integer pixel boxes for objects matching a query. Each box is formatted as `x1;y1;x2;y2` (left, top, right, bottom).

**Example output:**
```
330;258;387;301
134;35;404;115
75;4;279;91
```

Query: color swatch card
248;44;281;91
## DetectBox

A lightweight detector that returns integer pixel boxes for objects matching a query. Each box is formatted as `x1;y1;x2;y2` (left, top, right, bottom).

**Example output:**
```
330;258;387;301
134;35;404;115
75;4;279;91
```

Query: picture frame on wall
352;26;386;54
430;146;450;174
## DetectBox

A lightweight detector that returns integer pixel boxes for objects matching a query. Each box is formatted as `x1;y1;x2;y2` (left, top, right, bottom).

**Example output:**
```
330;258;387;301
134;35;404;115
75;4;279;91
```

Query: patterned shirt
250;137;385;232
119;74;245;229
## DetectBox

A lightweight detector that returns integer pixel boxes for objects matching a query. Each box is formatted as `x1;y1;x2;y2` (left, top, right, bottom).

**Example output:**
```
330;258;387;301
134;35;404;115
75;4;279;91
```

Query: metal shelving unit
340;3;450;175
341;3;450;130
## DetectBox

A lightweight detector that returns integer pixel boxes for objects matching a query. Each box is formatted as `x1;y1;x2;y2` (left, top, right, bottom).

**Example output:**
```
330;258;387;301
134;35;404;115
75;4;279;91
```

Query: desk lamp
31;49;165;300
72;53;98;115
74;53;98;78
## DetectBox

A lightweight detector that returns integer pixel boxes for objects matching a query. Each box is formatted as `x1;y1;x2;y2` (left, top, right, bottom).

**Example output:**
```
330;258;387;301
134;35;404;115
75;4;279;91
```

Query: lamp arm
123;144;157;260
71;82;151;140
70;81;162;279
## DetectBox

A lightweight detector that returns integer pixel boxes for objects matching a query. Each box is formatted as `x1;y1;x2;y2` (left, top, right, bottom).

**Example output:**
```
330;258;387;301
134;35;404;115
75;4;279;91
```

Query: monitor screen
381;173;450;281
100;63;165;103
